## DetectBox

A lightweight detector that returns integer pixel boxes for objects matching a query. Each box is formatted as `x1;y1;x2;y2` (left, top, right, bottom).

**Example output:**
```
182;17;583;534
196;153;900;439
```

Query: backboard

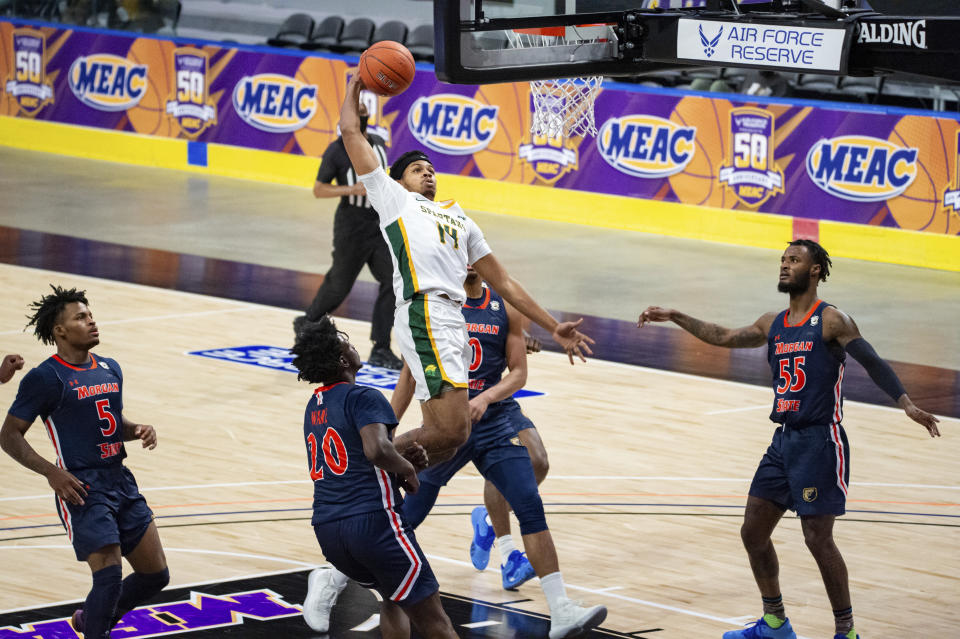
434;0;960;85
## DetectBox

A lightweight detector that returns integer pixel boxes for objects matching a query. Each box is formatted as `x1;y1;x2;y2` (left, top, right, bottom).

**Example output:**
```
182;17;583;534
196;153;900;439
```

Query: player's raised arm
822;306;941;437
472;253;594;364
639;306;774;349
339;75;380;176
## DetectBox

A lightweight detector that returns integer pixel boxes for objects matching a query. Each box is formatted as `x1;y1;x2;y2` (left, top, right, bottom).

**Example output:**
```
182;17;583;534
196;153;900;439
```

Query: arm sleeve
8;367;59;423
347;386;399;432
465;216;492;264
357;166;409;225
844;337;906;402
315;142;341;184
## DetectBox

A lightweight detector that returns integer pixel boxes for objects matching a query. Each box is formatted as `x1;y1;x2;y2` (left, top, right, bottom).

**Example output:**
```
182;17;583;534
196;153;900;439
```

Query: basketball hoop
507;26;609;138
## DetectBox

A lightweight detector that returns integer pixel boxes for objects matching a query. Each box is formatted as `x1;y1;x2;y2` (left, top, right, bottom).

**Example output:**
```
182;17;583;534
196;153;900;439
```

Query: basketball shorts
409;401;546;535
749;423;851;516
313;509;439;607
56;465;155;561
394;293;469;401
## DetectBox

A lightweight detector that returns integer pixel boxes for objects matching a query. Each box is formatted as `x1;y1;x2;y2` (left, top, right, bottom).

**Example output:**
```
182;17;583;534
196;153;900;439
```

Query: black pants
305;205;395;346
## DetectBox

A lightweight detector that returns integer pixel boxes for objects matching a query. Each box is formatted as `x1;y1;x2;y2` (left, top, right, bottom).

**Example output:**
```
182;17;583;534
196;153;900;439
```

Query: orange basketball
358;41;415;97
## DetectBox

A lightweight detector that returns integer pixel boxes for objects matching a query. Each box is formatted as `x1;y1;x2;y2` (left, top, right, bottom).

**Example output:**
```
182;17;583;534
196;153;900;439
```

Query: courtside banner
1;18;959;236
676;18;849;72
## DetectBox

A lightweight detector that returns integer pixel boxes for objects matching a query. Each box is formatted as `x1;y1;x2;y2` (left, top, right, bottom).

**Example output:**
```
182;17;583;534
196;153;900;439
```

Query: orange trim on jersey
463;286;490;310
51;353;97;371
439;200;457;209
783;300;822;327
314;381;347;394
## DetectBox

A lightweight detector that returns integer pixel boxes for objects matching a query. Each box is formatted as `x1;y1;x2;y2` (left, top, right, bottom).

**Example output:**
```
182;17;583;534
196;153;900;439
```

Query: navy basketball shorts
314;509;439;607
504;401;536;434
56;466;155;561
749;423;852;516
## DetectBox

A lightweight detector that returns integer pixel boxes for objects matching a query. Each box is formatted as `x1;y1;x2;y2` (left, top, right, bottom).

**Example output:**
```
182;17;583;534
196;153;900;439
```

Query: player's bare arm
0;413;88;505
0;354;24;384
313;181;366;199
121;415;157;450
638;306;775;349
822;306;941;437
339;75;380;175
390;362;415;421
359;421;419;493
469;302;528;423
472;253;594;364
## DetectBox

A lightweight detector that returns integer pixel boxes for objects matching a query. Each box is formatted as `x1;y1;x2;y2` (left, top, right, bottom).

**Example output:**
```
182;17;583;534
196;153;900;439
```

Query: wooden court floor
0;264;956;638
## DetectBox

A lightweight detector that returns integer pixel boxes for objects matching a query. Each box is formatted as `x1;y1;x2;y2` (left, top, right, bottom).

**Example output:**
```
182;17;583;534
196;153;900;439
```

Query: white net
505;26;608;138
529;76;603;138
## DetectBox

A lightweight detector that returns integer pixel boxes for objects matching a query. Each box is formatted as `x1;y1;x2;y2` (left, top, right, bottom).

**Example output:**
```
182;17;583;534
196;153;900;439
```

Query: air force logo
699;25;723;58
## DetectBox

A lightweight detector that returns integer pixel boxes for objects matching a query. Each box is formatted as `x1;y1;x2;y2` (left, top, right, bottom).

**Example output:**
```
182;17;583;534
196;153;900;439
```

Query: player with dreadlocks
640;240;940;639
0;285;169;639
292;315;456;638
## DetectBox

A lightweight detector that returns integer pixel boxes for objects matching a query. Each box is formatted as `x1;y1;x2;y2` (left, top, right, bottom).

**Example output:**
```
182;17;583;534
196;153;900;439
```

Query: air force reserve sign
676;18;849;73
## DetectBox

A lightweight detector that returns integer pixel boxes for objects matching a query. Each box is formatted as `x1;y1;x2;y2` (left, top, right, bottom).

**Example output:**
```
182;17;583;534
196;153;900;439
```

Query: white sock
329;566;349;590
497;535;517;563
539;571;567;611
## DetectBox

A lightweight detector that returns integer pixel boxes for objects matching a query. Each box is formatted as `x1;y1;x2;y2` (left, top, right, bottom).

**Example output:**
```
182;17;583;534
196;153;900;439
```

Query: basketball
357;41;415;97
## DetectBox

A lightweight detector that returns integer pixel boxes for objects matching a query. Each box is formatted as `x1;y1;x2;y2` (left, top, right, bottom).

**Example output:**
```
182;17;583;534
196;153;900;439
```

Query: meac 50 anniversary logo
805;135;918;202
5;28;54;116
68;54;148;111
719;107;783;207
407;94;499;155
166;47;217;138
232;73;318;133
596;115;696;178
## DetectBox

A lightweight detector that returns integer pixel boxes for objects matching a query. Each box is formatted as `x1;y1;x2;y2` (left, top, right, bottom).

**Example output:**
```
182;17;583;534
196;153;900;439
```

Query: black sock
762;594;785;622
83;565;122;639
114;568;170;625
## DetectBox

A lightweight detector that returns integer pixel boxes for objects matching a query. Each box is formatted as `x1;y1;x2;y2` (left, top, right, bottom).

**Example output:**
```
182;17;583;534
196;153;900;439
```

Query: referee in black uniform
295;102;402;370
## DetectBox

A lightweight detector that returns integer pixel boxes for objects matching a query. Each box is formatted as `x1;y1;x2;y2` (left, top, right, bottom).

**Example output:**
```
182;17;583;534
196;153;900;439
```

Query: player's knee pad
510;490;547;536
140;567;170;591
485;461;547;536
400;481;441;530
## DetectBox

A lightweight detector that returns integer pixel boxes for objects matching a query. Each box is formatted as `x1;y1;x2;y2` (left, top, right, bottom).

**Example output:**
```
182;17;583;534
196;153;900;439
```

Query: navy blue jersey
304;382;401;525
8;354;126;471
463;285;509;399
767;301;846;427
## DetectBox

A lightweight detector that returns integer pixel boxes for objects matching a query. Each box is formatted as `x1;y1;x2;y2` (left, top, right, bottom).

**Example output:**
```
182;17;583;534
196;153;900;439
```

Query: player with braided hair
1;285;169;639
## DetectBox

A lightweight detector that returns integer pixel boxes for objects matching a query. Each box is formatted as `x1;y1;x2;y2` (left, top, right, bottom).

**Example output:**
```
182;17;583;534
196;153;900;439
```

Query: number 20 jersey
304;382;402;526
767;300;846;428
8;354;126;471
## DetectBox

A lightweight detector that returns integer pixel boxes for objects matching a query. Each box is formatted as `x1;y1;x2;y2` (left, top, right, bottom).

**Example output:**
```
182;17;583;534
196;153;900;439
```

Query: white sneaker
548;598;608;639
302;567;346;632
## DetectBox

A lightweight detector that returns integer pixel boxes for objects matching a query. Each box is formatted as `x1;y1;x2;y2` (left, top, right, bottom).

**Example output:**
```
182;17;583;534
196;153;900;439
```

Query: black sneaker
293;315;308;336
368;345;403;370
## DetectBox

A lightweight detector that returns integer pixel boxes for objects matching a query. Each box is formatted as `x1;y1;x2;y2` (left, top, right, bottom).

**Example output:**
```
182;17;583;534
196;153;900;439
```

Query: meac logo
407;94;499;155
232;74;318;133
67;54;148;112
805;135;918;202
596;115;697;178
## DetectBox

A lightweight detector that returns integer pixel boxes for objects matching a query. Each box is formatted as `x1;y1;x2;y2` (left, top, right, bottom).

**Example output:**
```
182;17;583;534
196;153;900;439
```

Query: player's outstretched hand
47;467;88;506
638;306;674;327
397;460;420;494
399;441;428;471
134;424;158;449
553;318;594;365
904;402;941;438
0;354;24;384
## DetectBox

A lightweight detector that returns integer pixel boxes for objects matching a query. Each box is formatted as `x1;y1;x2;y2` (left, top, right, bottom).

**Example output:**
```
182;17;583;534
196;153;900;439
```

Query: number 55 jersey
767;300;846;428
